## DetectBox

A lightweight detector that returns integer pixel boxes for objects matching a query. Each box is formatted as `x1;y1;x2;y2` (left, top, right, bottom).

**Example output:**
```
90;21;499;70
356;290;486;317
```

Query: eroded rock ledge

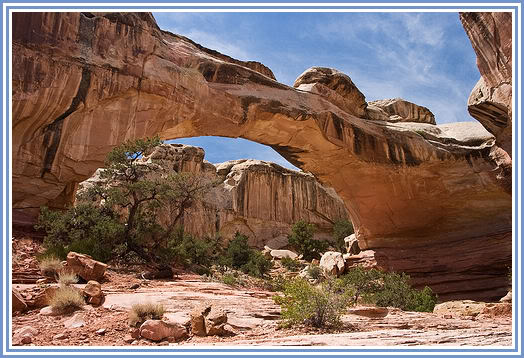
12;12;512;301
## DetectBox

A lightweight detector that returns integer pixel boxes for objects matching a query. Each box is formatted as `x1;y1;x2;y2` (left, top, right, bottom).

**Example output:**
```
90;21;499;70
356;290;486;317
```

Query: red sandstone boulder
65;252;107;282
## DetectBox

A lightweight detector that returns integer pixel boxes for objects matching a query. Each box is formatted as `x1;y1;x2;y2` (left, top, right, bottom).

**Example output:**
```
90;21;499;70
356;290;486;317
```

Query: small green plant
219;233;273;278
288;220;329;261
221;273;238;286
273;277;351;329
281;257;303;272
339;267;438;312
57;270;79;286
49;286;85;314
332;218;354;253
128;302;165;327
38;256;63;278
268;274;290;292
306;264;322;280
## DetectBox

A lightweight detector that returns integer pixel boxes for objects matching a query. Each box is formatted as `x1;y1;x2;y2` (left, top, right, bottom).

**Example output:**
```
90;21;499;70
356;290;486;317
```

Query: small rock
53;333;67;340
500;290;512;303
36;278;48;284
129;328;140;339
139;320;187;342
12;289;27;313
95;328;106;335
270;249;298;260
39;306;60;316
123;335;134;343
13;326;38;345
319;251;345;276
129;283;140;290
83;281;104;306
131;340;139;345
63;312;85;328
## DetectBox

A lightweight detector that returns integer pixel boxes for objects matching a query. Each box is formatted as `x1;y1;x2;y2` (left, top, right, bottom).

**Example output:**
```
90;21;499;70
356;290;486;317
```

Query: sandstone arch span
12;12;512;300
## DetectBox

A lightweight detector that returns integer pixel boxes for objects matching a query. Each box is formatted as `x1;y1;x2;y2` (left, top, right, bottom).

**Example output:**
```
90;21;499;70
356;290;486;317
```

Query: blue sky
153;12;480;170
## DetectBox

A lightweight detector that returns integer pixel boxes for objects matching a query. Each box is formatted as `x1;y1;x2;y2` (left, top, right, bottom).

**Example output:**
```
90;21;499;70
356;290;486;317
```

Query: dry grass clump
39;256;62;278
128;302;165;327
57;270;78;286
49;286;85;314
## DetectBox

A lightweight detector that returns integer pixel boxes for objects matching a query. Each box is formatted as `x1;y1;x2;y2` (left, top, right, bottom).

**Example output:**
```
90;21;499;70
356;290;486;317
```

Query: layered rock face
460;12;512;157
79;143;348;248
13;12;512;300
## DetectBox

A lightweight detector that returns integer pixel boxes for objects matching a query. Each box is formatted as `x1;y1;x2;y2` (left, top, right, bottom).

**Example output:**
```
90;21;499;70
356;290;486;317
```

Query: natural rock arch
12;12;512;300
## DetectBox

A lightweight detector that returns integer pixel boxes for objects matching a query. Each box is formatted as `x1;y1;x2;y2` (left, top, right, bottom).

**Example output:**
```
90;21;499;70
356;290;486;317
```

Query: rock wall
79;144;349;248
12;12;512;301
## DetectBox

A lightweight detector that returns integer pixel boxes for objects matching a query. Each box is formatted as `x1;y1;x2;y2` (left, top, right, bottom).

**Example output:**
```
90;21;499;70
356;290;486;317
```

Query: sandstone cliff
78;143;348;248
12;12;512;301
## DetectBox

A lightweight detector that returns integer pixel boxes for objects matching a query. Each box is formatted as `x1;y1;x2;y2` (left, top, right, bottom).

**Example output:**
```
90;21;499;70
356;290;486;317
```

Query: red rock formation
12;12;512;300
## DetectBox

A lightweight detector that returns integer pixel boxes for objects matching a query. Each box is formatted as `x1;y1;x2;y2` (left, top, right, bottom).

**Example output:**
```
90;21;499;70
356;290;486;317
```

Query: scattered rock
319;251;345;276
26;285;58;309
190;304;230;336
190;304;210;336
95;328;106;335
130;328;140;339
139;320;187;342
63;312;85;328
129;284;140;290
347;306;388;318
53;333;67;340
343;234;361;255
12;289;27;313
123;335;134;344
270;250;298;260
13;326;38;345
65;252;107;282
83;281;104;306
39;306;60;316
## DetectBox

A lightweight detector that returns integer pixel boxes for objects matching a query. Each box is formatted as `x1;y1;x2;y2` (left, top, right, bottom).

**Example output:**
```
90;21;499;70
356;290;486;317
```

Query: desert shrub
168;228;222;270
281;257;303;272
306;264;322;280
332;218;354;253
267;274;290;292
241;250;273;278
57;270;78;286
49;286;85;314
38;256;63;278
274;277;351;329
219;232;272;278
222;273;238;286
339;267;438;312
128;302;165;327
36;204;123;262
288;220;329;261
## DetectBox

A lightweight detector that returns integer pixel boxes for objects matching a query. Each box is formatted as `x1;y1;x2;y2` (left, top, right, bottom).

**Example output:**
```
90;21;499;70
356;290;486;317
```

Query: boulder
25;285;58;309
433;300;488;318
139;320;187;342
63;312;85;328
366;98;435;124
190;304;210;336
12;289;27;313
293;67;367;117
500;290;512;303
319;251;345;276
347;306;388;318
65;252;107;282
270;250;298;260
190;304;229;336
83;280;104;306
343;234;361;255
39;306;61;316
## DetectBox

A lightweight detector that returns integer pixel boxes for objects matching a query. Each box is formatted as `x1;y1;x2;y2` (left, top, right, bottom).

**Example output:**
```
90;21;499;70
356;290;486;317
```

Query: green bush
267;274;290;292
273;277;351;328
332;218;354;253
288;220;328;261
281;257;303;272
221;273;238;286
36;204;123;262
168;228;222;270
306;264;322;280
339;267;438;312
241;250;273;278
219;232;272;278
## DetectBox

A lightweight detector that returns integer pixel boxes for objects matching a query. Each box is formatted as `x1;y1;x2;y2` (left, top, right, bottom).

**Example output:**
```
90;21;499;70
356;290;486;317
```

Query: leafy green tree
288;220;328;261
38;137;215;267
332;218;354;253
220;232;273;278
